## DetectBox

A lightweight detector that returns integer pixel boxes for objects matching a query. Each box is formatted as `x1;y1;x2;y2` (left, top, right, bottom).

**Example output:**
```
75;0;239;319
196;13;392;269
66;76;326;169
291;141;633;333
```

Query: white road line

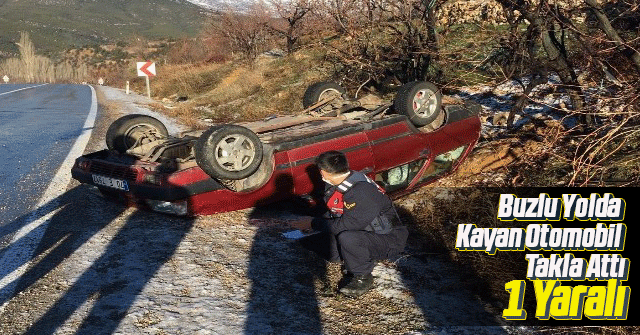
0;83;49;96
0;85;98;309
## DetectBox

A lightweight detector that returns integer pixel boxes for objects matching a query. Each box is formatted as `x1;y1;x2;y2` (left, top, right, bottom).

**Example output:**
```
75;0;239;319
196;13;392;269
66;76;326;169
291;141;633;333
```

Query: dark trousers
301;226;409;276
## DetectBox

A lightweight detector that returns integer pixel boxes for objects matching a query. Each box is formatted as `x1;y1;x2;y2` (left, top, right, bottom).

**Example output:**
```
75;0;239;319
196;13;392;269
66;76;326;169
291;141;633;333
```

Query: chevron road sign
137;61;156;98
137;61;156;77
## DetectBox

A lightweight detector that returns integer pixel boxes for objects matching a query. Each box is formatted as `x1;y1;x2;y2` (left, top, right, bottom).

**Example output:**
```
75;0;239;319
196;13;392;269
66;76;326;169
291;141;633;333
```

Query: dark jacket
314;171;401;235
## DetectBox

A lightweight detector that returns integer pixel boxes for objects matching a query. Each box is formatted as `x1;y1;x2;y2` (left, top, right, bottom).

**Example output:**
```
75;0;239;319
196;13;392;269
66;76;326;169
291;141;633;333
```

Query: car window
375;159;425;193
418;145;467;183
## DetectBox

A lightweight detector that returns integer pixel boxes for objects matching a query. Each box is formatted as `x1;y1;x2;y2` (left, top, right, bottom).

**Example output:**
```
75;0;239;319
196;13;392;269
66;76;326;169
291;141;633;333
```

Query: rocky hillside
437;0;606;24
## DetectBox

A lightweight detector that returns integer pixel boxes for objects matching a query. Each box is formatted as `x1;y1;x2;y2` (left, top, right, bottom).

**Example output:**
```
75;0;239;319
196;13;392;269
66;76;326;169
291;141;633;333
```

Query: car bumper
72;167;222;201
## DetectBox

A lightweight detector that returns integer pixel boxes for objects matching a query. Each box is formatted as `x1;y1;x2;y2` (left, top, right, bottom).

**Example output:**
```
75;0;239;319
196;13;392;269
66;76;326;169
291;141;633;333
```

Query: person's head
315;151;350;185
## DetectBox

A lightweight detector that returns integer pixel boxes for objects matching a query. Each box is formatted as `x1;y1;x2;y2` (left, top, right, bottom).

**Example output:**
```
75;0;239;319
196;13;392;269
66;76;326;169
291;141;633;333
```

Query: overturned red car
71;81;481;216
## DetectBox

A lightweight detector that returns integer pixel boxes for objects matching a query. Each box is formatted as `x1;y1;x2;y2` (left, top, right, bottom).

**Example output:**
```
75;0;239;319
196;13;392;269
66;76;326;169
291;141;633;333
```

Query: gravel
0;86;531;335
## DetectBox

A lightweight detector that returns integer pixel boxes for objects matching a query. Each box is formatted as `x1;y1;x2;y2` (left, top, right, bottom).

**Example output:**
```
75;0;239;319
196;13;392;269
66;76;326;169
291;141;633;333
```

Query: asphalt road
0;84;93;228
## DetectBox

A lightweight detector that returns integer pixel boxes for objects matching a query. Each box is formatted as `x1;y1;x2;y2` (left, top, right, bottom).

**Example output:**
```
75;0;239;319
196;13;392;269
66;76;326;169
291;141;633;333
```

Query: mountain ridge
0;0;213;55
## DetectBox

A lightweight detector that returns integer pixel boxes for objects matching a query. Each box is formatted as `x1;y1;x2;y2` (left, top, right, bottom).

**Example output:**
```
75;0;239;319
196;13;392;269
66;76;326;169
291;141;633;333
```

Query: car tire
302;81;346;109
195;125;264;180
393;81;443;127
106;114;169;154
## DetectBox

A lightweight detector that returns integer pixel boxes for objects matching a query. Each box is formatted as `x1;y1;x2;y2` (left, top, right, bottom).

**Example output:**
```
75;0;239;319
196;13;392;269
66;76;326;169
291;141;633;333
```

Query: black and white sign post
136;61;156;98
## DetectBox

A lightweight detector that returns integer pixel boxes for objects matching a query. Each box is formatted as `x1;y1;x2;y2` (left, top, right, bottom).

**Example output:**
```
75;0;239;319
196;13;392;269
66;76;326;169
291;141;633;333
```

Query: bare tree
16;32;37;82
0;58;23;82
492;0;591;125
266;0;313;53
0;32;91;83
585;0;640;74
206;4;272;61
319;0;445;90
313;0;351;34
387;0;441;83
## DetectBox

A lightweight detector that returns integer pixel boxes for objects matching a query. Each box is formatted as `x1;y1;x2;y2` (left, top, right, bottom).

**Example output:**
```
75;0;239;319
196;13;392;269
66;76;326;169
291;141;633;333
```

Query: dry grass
146;102;205;130
398;187;529;305
152;63;232;98
204;66;264;106
146;46;332;125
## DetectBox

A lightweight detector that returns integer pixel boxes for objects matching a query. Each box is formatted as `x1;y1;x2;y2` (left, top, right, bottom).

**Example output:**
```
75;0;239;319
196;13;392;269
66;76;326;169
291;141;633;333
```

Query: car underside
71;81;481;216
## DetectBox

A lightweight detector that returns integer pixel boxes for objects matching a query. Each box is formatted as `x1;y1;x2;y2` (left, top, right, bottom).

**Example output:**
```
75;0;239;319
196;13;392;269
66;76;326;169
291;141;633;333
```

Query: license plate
92;175;129;191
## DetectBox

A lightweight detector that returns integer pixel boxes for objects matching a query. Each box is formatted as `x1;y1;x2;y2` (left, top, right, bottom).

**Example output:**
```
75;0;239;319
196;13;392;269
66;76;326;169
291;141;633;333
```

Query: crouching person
303;150;409;297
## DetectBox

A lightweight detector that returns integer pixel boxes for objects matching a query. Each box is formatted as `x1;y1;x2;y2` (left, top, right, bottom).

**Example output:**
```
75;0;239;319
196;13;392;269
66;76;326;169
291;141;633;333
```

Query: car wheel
303;81;346;114
195;125;264;180
393;81;443;127
106;114;169;154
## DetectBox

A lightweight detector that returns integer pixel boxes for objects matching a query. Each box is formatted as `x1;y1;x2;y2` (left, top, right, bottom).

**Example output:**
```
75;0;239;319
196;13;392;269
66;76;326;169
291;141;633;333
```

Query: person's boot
339;273;373;297
337;270;353;290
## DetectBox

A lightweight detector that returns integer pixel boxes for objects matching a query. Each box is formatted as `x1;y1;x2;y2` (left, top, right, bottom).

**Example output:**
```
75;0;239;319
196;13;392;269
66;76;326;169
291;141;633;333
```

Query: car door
365;117;430;193
286;128;374;196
